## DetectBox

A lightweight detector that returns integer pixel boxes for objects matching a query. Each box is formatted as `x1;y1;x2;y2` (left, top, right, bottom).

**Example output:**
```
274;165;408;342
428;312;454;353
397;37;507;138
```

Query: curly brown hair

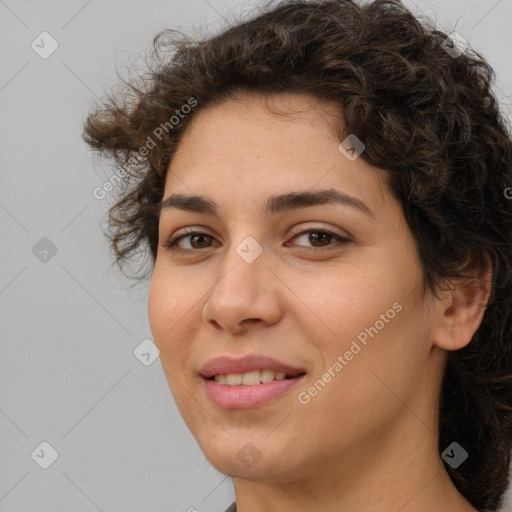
82;0;512;510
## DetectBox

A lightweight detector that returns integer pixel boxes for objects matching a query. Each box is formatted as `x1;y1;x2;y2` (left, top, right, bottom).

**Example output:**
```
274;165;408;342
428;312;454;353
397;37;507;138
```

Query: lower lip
203;375;306;409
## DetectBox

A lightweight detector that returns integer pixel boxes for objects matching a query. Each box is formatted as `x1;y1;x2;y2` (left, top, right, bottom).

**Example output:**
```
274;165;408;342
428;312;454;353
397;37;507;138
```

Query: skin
148;92;490;512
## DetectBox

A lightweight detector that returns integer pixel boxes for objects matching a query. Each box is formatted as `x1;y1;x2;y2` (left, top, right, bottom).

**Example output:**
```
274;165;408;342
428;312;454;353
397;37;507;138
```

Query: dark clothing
224;502;237;512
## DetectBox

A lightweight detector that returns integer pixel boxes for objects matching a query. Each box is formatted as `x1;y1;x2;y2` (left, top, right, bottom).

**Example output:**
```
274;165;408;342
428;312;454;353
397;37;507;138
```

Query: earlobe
432;265;492;352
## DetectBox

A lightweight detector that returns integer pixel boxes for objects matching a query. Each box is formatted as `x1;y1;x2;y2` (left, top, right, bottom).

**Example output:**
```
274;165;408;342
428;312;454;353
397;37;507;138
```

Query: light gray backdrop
1;0;512;511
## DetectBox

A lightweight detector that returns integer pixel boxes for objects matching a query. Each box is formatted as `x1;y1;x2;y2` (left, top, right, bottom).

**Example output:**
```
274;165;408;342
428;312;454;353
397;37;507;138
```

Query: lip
199;354;307;409
203;375;307;409
199;354;306;379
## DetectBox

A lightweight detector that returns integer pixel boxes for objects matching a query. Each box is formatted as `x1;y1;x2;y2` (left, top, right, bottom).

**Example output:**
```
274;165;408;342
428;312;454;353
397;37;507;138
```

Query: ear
432;260;492;351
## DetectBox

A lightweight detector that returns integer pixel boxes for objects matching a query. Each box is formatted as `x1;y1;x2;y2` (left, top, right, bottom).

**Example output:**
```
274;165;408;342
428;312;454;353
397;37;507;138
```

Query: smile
199;353;308;408
211;369;302;385
203;373;307;409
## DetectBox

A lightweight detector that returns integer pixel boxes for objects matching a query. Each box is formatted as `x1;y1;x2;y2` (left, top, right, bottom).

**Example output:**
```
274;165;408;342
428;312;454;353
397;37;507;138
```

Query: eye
161;225;351;254
163;227;219;252
286;226;351;252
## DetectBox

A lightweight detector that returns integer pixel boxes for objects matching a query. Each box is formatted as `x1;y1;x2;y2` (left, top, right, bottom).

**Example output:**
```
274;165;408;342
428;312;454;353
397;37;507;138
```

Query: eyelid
165;222;348;241
287;223;349;240
162;223;351;254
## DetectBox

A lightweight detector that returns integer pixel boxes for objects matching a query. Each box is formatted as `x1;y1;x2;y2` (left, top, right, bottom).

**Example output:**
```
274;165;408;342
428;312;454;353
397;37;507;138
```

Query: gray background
1;0;511;510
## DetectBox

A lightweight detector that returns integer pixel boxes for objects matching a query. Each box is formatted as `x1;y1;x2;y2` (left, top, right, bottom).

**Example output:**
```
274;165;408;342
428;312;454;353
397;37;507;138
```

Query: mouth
204;369;307;386
199;354;308;409
199;353;307;380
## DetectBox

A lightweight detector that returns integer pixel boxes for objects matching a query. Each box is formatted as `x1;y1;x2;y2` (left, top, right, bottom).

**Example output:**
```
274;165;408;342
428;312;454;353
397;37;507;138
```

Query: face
148;92;444;485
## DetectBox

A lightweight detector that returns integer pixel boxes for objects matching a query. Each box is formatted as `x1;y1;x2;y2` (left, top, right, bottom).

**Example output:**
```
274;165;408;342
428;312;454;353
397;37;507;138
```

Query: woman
82;1;512;510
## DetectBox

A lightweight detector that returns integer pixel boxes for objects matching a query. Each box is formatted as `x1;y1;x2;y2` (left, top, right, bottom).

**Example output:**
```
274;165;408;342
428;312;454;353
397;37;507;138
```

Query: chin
199;436;302;481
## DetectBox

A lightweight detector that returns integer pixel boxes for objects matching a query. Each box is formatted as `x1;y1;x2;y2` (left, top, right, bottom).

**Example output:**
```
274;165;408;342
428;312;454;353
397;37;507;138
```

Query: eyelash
162;226;351;254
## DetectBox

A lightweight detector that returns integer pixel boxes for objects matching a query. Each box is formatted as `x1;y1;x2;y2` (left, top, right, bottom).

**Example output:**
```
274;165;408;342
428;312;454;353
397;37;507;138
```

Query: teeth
226;373;242;385
242;370;260;385
260;369;276;383
213;369;289;385
215;374;228;384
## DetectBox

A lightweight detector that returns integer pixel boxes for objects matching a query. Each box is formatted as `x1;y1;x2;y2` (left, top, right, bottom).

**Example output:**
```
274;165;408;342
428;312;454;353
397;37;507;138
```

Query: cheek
306;266;402;334
148;275;201;408
300;302;430;436
148;270;195;355
304;253;426;376
148;275;169;344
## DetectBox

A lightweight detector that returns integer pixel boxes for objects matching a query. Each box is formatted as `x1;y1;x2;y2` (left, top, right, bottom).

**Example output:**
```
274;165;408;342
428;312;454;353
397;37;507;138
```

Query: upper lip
199;354;306;379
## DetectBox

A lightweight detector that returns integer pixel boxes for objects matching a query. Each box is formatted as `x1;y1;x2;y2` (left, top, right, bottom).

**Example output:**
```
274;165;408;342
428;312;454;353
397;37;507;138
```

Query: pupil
192;234;209;248
311;232;329;246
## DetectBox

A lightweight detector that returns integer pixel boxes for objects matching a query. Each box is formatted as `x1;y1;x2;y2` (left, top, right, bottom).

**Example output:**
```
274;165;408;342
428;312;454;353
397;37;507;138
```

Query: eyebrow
159;188;375;219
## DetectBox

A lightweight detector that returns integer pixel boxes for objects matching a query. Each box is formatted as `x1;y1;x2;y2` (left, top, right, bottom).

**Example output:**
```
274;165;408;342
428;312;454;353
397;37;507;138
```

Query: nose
201;240;284;335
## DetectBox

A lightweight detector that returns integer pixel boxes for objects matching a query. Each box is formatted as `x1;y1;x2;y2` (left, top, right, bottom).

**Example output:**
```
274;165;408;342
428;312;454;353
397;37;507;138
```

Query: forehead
163;92;390;214
172;92;344;161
